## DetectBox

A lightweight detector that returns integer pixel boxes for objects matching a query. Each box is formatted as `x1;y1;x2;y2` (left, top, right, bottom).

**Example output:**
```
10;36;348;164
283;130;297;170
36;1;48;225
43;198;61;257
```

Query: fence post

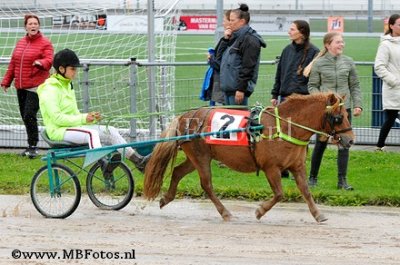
82;63;90;113
129;58;138;140
159;65;168;131
372;67;383;127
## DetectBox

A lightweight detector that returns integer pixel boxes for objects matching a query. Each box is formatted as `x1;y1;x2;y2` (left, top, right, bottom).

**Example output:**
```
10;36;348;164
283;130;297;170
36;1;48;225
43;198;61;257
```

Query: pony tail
303;49;327;77
143;118;180;200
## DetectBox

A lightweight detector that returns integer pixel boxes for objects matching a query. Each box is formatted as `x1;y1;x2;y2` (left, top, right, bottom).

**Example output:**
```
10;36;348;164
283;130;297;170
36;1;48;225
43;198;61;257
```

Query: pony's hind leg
291;167;327;223
256;167;284;220
160;158;195;208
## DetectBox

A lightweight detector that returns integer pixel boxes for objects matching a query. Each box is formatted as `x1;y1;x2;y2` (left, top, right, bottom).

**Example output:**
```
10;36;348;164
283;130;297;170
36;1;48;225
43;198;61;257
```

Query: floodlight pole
215;0;224;44
148;0;156;138
367;0;373;33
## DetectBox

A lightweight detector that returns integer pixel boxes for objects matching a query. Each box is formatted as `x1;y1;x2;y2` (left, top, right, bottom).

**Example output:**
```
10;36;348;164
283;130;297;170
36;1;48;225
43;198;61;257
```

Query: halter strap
260;107;330;146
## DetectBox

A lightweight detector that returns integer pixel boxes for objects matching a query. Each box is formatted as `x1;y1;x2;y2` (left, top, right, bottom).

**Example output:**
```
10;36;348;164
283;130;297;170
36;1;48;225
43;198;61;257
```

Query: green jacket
308;52;363;109
37;73;88;141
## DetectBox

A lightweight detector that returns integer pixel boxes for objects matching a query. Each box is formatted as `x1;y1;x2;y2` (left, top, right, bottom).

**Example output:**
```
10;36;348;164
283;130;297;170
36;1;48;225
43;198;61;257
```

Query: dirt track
0;195;399;265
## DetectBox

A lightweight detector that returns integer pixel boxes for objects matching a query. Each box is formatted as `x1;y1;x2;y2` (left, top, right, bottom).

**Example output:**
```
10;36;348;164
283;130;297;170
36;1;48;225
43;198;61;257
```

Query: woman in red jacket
1;14;54;158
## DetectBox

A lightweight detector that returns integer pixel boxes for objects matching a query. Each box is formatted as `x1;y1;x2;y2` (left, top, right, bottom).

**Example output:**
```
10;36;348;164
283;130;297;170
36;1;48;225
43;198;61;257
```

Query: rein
260;107;331;146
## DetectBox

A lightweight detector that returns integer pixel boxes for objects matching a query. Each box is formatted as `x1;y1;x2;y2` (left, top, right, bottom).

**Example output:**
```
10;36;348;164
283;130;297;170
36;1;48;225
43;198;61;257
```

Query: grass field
1;148;400;207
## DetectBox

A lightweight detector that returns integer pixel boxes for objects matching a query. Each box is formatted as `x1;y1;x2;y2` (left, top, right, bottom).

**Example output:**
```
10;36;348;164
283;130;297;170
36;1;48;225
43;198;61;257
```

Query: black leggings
17;89;39;147
377;109;399;148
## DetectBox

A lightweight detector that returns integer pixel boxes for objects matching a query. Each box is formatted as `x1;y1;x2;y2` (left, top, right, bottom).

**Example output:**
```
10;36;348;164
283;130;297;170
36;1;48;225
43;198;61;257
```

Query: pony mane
283;92;341;113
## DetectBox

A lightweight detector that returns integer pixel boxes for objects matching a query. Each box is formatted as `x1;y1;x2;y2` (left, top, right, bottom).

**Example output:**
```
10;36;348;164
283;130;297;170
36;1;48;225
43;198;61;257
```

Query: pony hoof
221;211;232;221
222;214;232;222
159;198;166;209
255;209;263;220
316;214;328;223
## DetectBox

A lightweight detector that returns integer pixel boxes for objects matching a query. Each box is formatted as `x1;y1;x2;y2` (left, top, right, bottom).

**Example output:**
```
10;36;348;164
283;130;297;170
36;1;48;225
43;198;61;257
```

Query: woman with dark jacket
1;14;54;158
219;3;266;106
271;20;319;105
270;20;319;178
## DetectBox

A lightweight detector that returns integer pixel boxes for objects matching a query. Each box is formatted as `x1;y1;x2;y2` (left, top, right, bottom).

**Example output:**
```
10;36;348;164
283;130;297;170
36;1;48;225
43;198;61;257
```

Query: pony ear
327;92;337;105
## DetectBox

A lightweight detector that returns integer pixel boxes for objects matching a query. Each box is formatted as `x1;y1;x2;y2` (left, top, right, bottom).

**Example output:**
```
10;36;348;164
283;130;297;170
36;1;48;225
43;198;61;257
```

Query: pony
143;92;354;222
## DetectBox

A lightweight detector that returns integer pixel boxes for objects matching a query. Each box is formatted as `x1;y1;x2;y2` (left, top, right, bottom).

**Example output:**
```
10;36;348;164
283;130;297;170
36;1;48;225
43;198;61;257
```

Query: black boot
337;176;354;190
308;139;327;187
281;170;289;178
99;153;121;180
337;148;353;190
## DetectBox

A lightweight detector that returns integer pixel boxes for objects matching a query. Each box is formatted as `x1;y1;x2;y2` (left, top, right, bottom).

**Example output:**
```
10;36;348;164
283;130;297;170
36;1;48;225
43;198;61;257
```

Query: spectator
207;9;232;106
1;14;54;159
219;3;266;106
37;49;150;173
307;32;363;190
374;14;400;151
270;20;319;178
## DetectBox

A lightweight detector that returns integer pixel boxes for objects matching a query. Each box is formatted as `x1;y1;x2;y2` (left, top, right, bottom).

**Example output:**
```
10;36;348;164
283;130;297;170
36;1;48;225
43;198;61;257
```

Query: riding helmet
53;48;81;71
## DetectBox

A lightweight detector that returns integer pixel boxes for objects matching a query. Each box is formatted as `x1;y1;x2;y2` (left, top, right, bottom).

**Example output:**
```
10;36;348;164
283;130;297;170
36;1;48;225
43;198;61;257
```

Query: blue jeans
224;95;248;106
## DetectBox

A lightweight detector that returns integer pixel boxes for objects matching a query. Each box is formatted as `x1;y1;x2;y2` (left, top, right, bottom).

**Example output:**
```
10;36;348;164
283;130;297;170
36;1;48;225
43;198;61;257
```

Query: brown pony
143;92;354;222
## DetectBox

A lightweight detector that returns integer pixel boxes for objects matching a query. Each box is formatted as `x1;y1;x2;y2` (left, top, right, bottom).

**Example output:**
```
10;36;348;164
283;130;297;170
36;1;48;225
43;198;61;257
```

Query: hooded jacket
37;74;88;141
1;32;53;89
374;34;400;110
219;25;266;97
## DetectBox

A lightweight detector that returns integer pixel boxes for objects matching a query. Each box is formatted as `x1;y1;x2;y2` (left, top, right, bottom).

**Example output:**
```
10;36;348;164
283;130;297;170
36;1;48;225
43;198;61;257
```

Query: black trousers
17;89;39;147
377;109;399;148
309;109;352;179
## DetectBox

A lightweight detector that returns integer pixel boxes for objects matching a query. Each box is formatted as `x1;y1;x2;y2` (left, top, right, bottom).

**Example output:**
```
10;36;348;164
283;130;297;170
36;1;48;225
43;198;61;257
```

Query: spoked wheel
86;161;134;210
30;163;81;219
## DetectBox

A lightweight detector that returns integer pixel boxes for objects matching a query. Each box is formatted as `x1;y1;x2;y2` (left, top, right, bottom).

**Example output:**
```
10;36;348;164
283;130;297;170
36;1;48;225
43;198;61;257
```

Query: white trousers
63;125;137;158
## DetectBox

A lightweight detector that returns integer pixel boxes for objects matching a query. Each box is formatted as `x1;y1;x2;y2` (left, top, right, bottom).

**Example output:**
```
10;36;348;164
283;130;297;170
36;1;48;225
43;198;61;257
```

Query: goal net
0;0;180;147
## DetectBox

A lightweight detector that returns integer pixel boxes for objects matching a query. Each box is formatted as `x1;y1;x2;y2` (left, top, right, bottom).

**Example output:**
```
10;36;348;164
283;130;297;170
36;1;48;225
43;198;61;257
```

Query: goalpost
0;0;181;147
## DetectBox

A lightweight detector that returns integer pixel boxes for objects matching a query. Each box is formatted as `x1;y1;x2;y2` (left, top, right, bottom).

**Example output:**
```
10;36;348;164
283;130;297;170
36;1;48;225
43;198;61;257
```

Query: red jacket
1;32;53;89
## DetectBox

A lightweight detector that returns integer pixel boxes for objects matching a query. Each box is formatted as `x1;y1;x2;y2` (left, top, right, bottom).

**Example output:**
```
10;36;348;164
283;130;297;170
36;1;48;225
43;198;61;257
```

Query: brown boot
129;153;151;173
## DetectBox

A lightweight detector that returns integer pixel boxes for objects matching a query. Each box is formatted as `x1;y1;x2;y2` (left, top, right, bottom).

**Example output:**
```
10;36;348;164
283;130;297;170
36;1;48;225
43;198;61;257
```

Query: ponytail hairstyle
303;31;341;77
231;3;250;24
385;14;400;35
293;20;311;75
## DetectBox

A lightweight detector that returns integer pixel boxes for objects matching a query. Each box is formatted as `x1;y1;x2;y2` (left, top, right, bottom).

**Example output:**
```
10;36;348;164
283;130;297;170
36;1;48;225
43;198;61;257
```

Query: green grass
2;148;400;207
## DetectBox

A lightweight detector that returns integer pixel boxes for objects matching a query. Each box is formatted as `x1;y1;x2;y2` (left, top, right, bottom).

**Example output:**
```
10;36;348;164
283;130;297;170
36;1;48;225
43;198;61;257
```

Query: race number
206;109;249;146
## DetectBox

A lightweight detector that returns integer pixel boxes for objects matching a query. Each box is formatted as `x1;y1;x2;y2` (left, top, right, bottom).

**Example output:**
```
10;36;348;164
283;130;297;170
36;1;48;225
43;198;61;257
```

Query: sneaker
19;147;30;157
22;146;38;159
374;147;386;152
100;153;121;179
308;176;318;187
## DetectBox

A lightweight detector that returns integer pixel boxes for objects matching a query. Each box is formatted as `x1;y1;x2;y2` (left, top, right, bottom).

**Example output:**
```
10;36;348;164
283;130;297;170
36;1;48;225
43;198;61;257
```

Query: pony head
323;93;354;148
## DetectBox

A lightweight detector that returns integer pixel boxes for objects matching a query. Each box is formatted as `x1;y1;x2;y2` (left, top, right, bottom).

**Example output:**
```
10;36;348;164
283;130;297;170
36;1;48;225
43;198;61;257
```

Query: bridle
261;95;352;146
322;97;352;142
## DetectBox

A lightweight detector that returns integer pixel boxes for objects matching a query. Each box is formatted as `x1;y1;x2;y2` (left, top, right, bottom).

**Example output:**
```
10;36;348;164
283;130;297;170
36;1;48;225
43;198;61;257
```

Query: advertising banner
179;16;217;30
327;16;344;32
107;15;163;32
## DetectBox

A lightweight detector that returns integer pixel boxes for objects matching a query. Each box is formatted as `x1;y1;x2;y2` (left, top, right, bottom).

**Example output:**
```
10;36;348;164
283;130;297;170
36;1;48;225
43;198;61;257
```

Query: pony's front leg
197;165;232;221
160;158;195;208
291;166;328;223
256;167;284;220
